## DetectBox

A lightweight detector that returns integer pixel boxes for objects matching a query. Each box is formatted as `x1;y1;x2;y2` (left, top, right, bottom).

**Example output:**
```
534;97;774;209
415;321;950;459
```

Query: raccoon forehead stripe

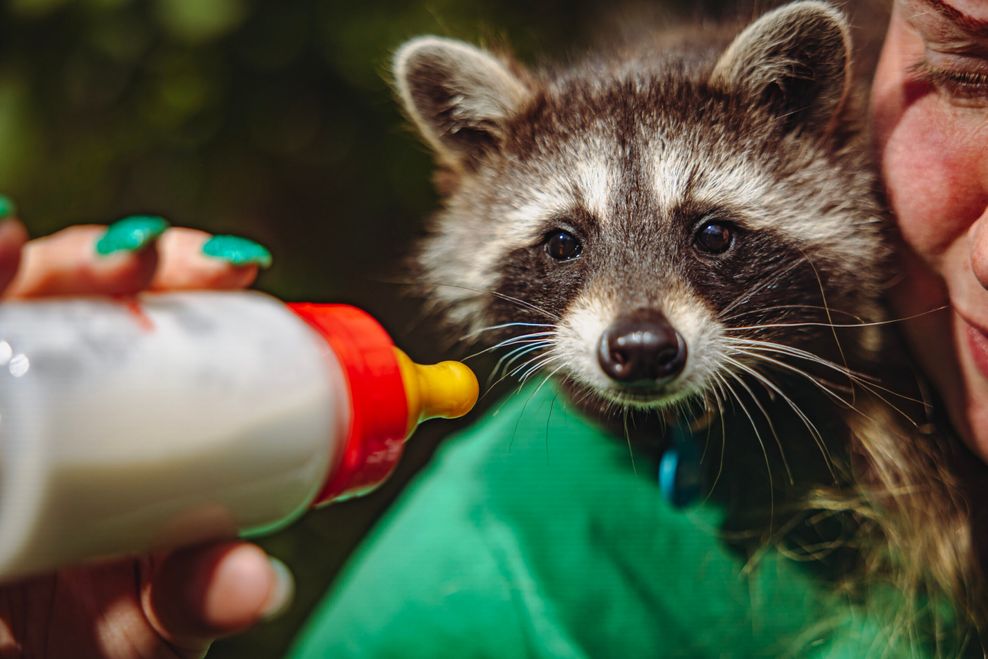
502;182;570;238
651;146;698;211
650;146;774;222
502;157;616;235
572;157;615;223
649;144;874;262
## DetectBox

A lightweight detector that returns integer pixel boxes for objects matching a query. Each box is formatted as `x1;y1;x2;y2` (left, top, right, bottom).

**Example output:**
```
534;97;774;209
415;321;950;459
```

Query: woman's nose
971;217;988;291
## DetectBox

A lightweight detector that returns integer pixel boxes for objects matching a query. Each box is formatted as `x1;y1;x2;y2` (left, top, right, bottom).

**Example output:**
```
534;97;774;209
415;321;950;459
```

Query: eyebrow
920;0;988;39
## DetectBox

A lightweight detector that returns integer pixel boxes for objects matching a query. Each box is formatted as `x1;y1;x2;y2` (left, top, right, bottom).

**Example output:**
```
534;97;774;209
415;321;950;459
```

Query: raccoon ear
709;1;851;135
393;36;531;168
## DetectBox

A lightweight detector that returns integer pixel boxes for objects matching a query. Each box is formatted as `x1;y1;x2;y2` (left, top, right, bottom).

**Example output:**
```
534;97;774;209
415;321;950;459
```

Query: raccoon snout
597;310;688;387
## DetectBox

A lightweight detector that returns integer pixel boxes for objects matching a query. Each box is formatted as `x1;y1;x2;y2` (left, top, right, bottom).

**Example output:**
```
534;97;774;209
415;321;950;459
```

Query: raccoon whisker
723;338;867;388
826;375;922;429
723;354;837;482
486;291;562;322
484;348;552;396
485;346;552;393
704;372;732;501
507;350;560;383
563;380;595;410
480;344;553;401
722;337;880;388
726;345;858;409
491;342;553;383
508;358;568;445
717;367;776;521
789;247;850;404
724;338;927;407
720;304;867;325
717;256;810;321
717;260;807;321
544;394;558;462
517;355;565;383
674;392;718;461
508;350;556;378
722;304;950;332
709;371;733;416
730;345;919;438
680;394;708;429
720;357;795;486
622;409;637;476
729;345;922;449
532;364;567;400
431;282;562;321
463;332;556;361
697;386;718;462
463;322;556;340
506;363;546;388
508;363;568;451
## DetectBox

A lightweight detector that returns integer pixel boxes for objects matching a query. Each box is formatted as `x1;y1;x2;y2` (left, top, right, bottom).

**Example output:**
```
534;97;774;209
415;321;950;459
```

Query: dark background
0;0;885;656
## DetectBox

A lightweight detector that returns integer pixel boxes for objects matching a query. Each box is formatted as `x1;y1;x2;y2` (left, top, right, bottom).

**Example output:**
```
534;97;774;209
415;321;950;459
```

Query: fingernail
202;235;273;269
95;215;169;256
0;195;17;221
261;557;294;621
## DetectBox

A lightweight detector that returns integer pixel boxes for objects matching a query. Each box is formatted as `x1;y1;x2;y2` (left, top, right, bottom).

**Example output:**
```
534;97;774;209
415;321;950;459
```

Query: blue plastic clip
658;423;704;508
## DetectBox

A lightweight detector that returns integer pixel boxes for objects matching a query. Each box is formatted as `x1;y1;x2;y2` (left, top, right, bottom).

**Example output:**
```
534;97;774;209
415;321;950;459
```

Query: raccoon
393;0;978;637
397;0;885;474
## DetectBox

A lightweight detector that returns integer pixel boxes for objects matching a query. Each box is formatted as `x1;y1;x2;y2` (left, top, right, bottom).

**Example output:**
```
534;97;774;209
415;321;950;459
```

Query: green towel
290;384;928;658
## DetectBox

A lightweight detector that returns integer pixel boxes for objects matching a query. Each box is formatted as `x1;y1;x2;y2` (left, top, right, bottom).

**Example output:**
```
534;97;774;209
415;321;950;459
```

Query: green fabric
289;385;925;658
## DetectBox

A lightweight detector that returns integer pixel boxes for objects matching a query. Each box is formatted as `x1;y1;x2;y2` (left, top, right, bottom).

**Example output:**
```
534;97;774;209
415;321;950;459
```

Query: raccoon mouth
597;384;687;409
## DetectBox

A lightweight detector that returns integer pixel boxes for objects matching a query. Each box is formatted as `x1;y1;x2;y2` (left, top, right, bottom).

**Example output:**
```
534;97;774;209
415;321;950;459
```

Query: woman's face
872;0;988;459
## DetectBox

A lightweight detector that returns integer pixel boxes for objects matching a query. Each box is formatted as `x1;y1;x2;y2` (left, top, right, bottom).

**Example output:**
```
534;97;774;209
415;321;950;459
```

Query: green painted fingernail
0;195;17;220
95;215;169;256
202;235;273;268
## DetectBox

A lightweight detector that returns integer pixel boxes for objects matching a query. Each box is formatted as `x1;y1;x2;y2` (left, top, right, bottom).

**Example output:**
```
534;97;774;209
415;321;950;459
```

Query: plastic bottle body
0;291;349;580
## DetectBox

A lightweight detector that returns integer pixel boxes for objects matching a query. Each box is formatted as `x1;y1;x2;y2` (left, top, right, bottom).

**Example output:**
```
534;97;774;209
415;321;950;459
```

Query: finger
143;542;293;653
4;217;168;299
0;219;28;295
150;229;268;291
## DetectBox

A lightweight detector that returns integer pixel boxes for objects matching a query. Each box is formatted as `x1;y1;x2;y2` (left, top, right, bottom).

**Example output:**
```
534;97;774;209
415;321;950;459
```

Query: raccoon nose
598;311;687;386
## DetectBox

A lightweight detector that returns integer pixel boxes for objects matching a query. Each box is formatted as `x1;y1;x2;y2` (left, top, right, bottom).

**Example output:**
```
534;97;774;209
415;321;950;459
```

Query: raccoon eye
693;221;734;255
545;230;582;261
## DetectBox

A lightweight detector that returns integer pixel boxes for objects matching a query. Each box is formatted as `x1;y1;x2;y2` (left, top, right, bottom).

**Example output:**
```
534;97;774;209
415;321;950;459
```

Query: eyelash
911;59;988;101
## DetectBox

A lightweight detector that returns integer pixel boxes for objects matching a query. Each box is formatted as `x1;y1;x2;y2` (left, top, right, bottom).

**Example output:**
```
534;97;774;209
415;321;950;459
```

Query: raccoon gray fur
395;1;906;561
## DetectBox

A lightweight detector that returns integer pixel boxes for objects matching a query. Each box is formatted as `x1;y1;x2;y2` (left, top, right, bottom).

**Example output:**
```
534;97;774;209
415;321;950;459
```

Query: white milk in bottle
0;291;477;580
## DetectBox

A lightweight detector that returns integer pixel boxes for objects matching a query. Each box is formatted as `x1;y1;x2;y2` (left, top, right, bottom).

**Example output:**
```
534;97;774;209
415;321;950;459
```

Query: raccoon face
396;1;888;413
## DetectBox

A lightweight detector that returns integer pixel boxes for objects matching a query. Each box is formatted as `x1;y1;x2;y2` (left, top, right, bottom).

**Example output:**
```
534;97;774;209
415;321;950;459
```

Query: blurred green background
0;0;877;656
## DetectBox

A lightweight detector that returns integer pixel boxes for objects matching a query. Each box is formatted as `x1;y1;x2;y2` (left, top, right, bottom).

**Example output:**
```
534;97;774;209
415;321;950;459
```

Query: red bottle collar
288;304;409;504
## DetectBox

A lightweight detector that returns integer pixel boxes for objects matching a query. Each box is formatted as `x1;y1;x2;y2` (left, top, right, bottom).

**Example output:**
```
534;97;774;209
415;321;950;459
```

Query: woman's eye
544;230;582;261
913;57;988;104
694;221;734;254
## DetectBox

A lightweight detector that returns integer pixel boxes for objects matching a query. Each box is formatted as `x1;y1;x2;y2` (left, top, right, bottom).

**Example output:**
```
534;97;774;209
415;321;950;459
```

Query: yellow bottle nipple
394;349;479;436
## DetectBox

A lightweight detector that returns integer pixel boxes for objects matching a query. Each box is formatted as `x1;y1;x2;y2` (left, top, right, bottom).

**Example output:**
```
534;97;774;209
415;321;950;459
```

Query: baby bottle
0;290;478;581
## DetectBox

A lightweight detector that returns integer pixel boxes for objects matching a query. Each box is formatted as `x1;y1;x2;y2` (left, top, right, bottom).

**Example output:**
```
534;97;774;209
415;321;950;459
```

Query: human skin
0;219;289;658
871;0;988;459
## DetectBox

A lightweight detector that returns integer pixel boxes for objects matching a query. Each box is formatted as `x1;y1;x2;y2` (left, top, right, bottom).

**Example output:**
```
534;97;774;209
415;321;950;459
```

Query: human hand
0;203;290;659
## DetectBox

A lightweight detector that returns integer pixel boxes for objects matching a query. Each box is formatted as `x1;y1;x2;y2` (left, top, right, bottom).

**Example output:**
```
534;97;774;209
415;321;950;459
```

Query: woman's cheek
882;97;979;262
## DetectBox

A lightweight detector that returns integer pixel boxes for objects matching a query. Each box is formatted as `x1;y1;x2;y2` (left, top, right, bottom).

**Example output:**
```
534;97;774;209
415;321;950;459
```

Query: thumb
141;542;294;656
